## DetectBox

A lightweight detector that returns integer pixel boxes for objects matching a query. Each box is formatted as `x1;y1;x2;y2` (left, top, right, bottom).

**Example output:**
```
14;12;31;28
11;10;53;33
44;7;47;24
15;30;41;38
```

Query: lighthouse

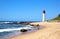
42;10;46;22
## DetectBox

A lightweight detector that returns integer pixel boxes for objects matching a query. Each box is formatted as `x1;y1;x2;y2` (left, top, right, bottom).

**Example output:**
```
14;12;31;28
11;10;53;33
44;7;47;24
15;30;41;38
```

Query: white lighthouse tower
42;10;46;22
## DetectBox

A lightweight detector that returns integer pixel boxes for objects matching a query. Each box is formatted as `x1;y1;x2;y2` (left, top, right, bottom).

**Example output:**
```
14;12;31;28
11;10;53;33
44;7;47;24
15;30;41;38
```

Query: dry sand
10;22;60;39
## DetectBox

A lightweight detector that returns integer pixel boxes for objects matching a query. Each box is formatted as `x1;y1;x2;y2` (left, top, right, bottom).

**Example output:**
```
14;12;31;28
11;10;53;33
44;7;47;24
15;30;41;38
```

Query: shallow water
0;24;44;39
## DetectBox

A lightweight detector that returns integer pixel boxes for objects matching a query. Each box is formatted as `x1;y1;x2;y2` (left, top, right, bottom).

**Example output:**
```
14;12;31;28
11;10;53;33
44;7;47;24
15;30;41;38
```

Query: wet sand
10;22;60;39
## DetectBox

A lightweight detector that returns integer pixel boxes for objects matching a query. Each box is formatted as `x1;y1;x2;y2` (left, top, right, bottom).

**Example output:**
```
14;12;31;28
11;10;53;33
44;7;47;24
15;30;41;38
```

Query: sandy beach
10;22;60;39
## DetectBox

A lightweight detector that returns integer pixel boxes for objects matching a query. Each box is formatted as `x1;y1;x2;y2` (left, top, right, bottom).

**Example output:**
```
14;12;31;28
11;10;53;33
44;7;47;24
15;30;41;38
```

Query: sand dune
10;22;60;39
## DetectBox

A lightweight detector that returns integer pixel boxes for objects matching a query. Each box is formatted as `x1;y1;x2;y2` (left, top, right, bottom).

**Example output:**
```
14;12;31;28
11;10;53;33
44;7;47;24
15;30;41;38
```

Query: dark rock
20;29;28;32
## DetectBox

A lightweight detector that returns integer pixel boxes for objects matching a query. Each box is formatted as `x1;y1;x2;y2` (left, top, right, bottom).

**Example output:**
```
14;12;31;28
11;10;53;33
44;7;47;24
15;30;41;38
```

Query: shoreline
10;22;60;39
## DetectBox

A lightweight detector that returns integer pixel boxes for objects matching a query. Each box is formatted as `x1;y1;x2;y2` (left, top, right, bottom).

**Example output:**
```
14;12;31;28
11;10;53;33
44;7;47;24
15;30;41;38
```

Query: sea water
0;24;44;39
0;24;34;39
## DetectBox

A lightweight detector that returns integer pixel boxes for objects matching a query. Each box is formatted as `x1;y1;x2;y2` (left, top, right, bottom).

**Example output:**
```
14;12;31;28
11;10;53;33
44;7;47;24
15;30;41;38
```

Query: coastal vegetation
49;14;60;22
53;14;60;20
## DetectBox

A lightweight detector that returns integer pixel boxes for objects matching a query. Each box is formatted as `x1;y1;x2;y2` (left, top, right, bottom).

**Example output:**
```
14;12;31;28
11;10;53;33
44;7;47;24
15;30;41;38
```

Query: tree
58;14;60;17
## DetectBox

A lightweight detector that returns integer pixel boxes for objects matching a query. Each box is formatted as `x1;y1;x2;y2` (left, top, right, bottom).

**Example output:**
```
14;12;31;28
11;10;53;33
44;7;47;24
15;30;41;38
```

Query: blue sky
0;0;60;21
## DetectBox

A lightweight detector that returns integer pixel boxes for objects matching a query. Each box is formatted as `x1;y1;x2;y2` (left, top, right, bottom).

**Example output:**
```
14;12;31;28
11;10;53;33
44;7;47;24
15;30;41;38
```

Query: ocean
0;23;44;39
0;24;36;39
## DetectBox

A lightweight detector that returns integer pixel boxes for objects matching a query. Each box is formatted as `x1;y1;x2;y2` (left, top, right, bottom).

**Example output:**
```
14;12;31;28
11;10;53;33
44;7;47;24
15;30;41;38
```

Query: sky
0;0;60;21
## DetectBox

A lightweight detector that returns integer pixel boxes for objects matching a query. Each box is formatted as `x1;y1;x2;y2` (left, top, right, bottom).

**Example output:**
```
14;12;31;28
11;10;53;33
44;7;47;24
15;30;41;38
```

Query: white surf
0;26;33;32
